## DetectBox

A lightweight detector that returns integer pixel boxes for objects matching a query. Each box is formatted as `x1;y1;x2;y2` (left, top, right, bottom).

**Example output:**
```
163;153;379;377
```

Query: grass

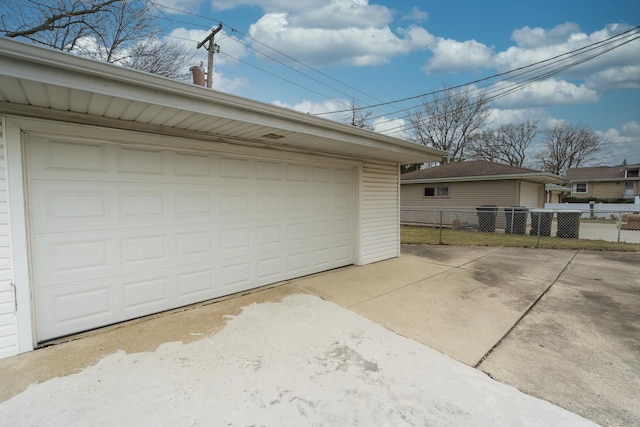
401;225;640;252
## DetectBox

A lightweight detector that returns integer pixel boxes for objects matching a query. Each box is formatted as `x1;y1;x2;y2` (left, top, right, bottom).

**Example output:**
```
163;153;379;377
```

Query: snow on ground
0;294;598;426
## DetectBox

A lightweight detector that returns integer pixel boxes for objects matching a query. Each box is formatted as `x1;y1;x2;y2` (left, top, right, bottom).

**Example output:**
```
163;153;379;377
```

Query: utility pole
197;23;222;88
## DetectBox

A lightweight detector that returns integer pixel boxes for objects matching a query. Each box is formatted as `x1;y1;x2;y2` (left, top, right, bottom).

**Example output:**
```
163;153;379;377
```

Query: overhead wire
319;24;640;117
148;1;383;112
149;0;638;149
370;27;640;137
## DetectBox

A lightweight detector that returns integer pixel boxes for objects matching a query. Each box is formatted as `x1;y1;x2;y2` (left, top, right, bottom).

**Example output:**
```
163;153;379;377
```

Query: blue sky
155;0;640;166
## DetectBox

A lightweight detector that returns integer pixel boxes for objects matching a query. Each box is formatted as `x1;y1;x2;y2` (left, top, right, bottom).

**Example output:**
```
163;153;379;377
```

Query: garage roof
0;38;444;164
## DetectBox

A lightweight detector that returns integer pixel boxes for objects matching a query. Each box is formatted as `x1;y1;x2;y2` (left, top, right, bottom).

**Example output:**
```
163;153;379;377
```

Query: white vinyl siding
360;160;400;264
0;123;18;358
519;181;543;209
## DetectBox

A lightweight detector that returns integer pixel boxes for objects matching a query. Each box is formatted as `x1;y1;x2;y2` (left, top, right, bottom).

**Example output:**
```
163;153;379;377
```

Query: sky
153;0;640;166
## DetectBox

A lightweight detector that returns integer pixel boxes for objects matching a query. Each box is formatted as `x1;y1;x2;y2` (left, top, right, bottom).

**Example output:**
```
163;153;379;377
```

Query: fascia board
0;38;445;163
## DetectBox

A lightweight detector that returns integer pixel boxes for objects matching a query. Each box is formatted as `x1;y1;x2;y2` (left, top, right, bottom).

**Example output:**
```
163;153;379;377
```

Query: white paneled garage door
26;135;356;341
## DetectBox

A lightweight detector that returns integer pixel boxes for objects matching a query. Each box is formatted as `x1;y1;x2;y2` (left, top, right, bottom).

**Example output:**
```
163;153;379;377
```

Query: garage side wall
360;160;400;264
0;122;18;358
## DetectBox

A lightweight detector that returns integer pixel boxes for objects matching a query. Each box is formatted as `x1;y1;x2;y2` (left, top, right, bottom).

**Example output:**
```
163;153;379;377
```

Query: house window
574;183;587;193
424;186;449;197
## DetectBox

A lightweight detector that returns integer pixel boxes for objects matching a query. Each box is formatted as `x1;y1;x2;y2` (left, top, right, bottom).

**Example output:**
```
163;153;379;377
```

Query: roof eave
0;38;445;164
402;173;566;185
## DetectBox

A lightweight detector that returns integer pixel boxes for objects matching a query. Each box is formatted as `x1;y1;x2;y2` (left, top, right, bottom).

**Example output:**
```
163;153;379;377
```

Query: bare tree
1;0;193;79
470;120;538;167
121;37;193;80
534;123;603;176
1;1;119;50
344;99;374;131
407;87;490;163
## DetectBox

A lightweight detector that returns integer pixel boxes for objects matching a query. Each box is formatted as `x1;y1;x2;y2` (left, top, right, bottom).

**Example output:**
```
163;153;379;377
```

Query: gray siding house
401;161;565;228
401;161;566;210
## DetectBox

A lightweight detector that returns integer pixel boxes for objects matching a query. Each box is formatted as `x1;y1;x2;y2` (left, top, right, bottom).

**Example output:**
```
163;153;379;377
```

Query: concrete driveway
0;245;637;426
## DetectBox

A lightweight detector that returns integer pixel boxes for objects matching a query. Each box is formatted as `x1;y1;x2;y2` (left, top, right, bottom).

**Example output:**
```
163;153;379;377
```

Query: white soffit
0;38;444;164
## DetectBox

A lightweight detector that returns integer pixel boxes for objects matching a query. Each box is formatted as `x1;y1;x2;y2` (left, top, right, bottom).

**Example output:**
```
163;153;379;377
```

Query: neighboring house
545;183;572;203
565;164;640;200
401;160;566;210
0;39;444;359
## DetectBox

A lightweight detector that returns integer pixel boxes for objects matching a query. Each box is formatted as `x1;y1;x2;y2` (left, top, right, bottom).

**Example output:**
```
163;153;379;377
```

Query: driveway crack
473;249;581;369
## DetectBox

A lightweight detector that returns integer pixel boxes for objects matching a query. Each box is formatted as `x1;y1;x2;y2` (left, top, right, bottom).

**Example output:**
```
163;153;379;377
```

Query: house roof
545;183;572;192
0;38;445;164
401;160;566;184
565;164;640;182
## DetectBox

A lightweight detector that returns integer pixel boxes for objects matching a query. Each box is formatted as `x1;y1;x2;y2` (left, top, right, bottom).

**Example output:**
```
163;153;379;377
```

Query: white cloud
373;117;410;139
249;13;431;66
492;23;640;89
585;65;640;91
154;0;203;13
211;71;250;93
209;1;431;67
489;79;598;108
402;6;428;23
597;124;640;164
486;108;550;128
272;98;350;122
510;22;581;49
622;121;640;136
271;99;412;139
422;38;493;73
213;0;391;28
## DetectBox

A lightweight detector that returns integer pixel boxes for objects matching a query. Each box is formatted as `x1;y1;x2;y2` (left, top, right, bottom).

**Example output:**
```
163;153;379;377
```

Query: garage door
26;136;356;341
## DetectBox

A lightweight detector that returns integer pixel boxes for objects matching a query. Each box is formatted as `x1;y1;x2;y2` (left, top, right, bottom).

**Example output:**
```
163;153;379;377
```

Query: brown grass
401;226;640;252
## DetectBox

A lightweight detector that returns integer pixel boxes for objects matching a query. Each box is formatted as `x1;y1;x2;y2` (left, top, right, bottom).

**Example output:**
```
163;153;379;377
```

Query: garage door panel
256;256;284;281
121;234;167;265
334;244;353;264
32;217;352;287
219;156;250;179
176;268;215;298
28;139;109;176
32;235;112;283
36;282;115;339
122;276;169;311
176;231;214;258
116;146;166;176
27;135;356;341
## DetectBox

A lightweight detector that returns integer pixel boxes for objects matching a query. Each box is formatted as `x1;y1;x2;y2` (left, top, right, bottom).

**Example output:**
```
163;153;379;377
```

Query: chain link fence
401;206;640;249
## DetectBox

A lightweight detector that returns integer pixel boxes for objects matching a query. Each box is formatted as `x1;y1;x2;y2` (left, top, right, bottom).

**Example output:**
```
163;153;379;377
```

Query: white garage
0;38;444;357
28;134;358;341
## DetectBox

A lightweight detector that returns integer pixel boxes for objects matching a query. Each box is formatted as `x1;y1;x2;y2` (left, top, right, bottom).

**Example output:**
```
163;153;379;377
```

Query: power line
367;27;640;137
315;24;640;116
148;1;382;111
149;0;639;137
217;51;351;104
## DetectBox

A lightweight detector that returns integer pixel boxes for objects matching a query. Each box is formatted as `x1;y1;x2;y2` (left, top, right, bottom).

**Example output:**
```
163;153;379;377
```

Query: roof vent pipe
190;61;206;87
